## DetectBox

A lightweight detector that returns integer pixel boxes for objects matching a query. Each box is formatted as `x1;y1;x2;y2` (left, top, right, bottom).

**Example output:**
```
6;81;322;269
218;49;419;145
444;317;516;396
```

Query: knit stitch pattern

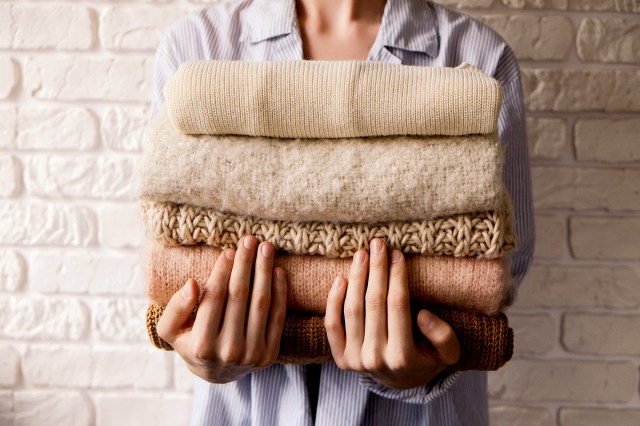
141;200;516;259
146;304;514;371
163;61;503;138
139;108;505;223
145;245;511;316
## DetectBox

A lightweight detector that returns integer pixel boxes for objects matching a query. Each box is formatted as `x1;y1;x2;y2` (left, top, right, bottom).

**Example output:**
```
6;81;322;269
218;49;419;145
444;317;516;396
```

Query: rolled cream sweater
146;304;514;371
145;245;511;316
141;200;516;259
163;61;503;138
139;109;505;223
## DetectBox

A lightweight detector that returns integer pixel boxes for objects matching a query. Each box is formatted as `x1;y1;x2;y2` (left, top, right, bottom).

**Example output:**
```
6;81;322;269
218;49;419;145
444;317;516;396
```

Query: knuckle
361;353;384;372
201;285;226;304
324;316;342;333
386;292;409;311
386;351;410;371
432;326;456;346
218;344;242;365
343;304;363;320
227;284;249;303
365;292;386;311
251;293;271;314
190;340;215;361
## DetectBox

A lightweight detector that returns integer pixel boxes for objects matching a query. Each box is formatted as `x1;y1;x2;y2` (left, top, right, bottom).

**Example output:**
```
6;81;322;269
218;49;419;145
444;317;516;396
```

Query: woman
152;0;535;424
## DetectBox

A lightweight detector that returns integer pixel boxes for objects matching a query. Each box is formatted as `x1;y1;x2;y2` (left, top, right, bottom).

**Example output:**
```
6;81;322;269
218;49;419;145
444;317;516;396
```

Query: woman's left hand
325;238;461;389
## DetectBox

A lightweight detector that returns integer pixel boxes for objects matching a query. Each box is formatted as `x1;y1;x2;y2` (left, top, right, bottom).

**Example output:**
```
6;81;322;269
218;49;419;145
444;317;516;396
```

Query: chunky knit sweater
140;200;516;259
146;304;514;371
145;244;511;316
138;108;505;223
163;61;503;138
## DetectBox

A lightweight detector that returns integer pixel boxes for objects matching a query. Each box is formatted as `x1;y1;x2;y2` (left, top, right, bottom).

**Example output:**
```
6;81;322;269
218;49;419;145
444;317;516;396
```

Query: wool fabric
145;244;511;316
141;200;516;259
139;109;505;223
163;61;503;138
146;304;514;371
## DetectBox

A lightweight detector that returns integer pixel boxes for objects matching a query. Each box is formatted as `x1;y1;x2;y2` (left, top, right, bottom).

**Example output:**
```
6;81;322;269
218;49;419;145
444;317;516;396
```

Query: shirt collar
240;0;439;57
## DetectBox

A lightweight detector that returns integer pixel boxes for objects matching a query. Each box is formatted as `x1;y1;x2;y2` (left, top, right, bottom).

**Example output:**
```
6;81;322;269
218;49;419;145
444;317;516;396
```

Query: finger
191;248;234;343
218;235;258;362
417;310;461;366
157;278;199;345
264;267;288;364
363;238;388;348
325;276;347;362
344;250;367;352
245;242;275;359
386;250;413;353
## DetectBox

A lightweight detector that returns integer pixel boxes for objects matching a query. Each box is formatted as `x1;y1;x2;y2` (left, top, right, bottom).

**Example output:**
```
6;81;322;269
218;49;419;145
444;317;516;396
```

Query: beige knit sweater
139;108;505;223
163;61;503;138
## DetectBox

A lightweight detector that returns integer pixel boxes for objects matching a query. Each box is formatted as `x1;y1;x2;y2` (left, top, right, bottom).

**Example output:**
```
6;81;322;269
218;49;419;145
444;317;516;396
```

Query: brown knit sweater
146;304;513;371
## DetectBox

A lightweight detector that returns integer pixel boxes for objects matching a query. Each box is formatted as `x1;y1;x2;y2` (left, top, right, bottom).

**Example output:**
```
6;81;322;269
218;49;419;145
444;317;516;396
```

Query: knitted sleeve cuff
357;370;460;405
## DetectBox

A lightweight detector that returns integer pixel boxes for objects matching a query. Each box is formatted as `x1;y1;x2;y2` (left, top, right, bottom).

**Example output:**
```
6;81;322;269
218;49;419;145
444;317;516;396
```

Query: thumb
416;309;460;366
156;278;200;344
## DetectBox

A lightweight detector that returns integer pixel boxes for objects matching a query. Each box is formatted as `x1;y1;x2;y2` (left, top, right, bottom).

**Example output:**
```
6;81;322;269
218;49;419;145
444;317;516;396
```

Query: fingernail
261;243;273;258
419;311;432;329
371;239;383;253
225;249;235;260
243;236;255;249
354;251;365;265
391;250;402;263
181;280;193;299
332;276;342;291
276;268;285;281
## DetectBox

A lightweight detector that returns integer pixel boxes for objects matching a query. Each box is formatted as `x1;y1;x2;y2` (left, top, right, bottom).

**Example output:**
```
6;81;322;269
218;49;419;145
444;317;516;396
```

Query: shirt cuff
358;369;460;405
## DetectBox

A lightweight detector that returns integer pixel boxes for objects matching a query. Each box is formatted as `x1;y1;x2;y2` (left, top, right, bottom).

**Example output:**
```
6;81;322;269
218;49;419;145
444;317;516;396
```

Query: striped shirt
150;0;535;424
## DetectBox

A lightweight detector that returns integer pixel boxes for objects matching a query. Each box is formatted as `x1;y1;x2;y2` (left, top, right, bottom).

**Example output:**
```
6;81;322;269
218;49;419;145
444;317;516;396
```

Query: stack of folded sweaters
138;61;516;371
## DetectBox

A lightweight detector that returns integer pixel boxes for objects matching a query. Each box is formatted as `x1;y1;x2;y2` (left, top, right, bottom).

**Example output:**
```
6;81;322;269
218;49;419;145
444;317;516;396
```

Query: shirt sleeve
149;31;181;120
358;370;461;404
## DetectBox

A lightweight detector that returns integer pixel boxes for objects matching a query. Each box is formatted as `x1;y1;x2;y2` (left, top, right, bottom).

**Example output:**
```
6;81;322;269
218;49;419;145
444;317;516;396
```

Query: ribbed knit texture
138;108;505;223
146;304;513;371
140;200;516;259
145;244;511;316
163;61;503;137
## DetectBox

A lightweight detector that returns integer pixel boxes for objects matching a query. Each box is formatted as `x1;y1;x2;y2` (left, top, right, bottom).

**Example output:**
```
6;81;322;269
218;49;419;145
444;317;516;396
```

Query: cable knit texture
146;304;513;371
138;108;505;223
163;61;503;137
140;200;516;258
144;244;511;316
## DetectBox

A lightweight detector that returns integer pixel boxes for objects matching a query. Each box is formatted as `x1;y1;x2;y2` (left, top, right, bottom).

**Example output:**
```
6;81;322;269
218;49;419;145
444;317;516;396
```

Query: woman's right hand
156;235;288;383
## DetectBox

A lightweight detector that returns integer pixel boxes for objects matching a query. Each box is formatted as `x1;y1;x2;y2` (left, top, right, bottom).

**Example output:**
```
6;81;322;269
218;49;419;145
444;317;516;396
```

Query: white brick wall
0;1;638;424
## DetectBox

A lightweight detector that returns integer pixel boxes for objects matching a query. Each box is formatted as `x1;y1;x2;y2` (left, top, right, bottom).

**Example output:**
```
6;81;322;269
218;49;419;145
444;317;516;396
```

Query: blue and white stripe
150;0;535;424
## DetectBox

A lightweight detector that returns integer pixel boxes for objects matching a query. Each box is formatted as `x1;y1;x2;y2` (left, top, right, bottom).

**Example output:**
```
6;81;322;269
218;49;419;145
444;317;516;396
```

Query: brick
9;5;93;50
25;155;137;200
578;18;640;64
527;117;567;160
95;393;191;426
174;354;194;392
501;0;640;12
533;167;640;211
434;0;495;8
0;107;16;148
17;107;98;151
533;214;565;260
0;202;96;246
0;296;89;340
29;250;143;295
515;264;640;310
560;408;640;426
14;391;92;426
23;56;152;102
101;107;147;152
0;5;11;48
0;57;17;99
98;205;144;249
92;298;149;342
488;359;637;402
100;6;187;51
0;249;26;292
510;314;555;355
0;154;22;197
92;347;171;388
0;391;11;425
480;15;572;60
23;344;91;387
570;216;640;260
522;68;640;112
563;313;640;355
0;344;19;386
489;406;553;426
575;118;640;163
